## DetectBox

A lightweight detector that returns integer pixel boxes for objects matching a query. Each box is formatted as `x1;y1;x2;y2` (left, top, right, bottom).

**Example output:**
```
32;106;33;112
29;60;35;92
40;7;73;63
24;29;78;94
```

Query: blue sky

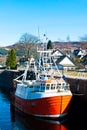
0;0;87;46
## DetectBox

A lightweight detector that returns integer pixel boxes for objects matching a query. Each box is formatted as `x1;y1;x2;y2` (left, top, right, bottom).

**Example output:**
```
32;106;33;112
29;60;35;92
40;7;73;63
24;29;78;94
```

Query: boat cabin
34;75;69;93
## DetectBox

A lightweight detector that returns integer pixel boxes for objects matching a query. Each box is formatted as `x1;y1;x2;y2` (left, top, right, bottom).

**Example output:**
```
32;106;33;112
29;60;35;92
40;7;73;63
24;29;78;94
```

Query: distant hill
53;41;87;49
5;41;87;50
0;48;8;55
78;42;87;49
1;41;87;56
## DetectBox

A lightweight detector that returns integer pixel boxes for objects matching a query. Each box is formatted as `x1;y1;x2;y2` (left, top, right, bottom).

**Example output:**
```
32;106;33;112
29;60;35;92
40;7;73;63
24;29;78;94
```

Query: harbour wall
0;69;87;94
67;77;87;94
0;70;19;92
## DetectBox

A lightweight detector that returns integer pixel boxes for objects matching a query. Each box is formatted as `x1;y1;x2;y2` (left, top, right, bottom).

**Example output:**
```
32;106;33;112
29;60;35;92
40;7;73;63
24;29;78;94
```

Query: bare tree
18;33;40;58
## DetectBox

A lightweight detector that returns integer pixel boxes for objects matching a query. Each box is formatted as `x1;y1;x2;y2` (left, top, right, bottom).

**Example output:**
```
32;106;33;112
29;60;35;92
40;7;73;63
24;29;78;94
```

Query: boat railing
14;73;24;80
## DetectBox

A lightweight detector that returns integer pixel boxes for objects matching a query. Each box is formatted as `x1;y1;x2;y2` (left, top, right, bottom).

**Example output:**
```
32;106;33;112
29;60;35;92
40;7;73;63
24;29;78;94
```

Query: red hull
11;94;72;118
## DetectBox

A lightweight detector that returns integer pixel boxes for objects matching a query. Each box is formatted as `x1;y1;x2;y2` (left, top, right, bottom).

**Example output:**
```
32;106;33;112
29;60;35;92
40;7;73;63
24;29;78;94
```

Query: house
56;55;76;70
81;54;87;65
51;49;64;62
72;48;86;59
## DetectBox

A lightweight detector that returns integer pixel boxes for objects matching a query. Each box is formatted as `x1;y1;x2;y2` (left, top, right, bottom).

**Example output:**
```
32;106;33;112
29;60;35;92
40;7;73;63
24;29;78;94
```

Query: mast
22;62;29;81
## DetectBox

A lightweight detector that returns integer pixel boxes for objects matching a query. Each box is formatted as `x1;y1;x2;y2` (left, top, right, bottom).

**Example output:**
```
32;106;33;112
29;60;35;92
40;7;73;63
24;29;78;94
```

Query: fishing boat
11;41;72;119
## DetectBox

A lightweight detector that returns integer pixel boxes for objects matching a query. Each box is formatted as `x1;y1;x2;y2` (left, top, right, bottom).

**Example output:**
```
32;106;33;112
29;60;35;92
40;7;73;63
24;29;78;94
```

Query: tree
6;51;11;68
18;33;40;58
6;49;17;69
47;40;53;49
73;56;83;63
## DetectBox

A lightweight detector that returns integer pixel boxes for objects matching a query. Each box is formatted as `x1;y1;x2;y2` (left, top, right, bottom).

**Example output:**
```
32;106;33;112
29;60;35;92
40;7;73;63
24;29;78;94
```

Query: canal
0;86;87;130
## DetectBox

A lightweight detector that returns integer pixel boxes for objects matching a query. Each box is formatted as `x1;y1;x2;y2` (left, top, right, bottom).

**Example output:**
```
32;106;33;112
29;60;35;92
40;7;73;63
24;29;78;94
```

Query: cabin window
58;83;61;86
42;87;45;90
37;86;40;89
54;84;56;88
46;86;49;90
46;84;50;90
63;84;69;90
56;85;59;89
42;84;45;87
51;84;55;89
30;86;33;88
41;86;45;91
47;84;50;87
62;83;65;86
44;53;46;56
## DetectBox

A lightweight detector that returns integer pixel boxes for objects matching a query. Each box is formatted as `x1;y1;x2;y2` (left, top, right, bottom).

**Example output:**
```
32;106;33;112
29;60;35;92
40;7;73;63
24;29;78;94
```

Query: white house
56;55;76;70
51;49;64;62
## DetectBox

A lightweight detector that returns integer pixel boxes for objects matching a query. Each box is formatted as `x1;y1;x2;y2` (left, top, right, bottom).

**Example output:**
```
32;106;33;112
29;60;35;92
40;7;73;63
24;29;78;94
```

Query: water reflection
10;104;67;130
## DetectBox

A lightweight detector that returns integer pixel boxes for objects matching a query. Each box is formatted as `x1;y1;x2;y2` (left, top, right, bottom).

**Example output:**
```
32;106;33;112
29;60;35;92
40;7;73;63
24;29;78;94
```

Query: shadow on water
66;94;87;130
0;87;11;103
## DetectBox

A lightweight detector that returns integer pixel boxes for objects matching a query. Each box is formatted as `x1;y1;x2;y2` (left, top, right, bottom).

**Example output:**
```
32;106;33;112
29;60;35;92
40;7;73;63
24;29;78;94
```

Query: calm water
0;87;87;130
